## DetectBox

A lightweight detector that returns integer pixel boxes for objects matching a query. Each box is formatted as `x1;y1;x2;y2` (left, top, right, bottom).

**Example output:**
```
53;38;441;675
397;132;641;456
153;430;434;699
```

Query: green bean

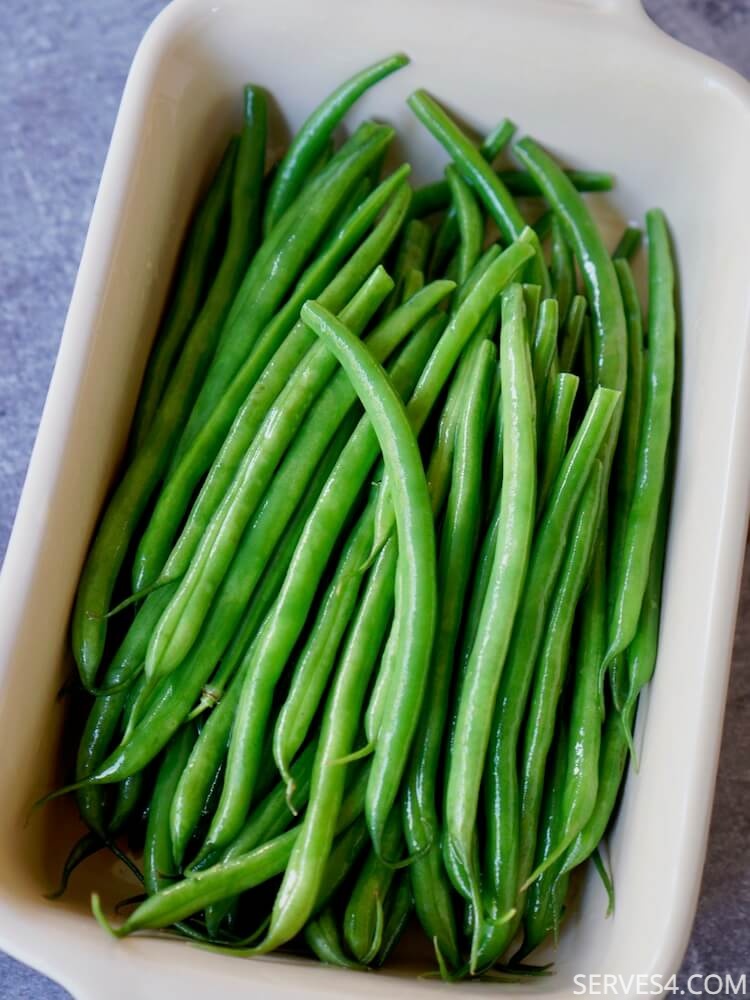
195;415;358;718
97;764;370;938
537;373;579;514
131;137;239;448
263;54;408;235
133;170;411;591
603;209;674;669
400;267;424;303
536;531;607;884
513;137;627;400
305;908;363;969
473;387;620;971
409;168;613;219
621;473;670;746
375;874;413;966
150;281;447;699
556;711;629;881
273;509;374;790
172;123;394;473
549;216;574;325
244;542;397;952
369;235;535;554
532;298;559;420
143;725;197;894
481;118;517;162
109;770;145;835
558;294;588;374
532;209;553;241
71;86;267;687
295;301;441;859
517;462;605;896
406;340;495;971
384;219;432;313
199;317;443;855
250;299;439;948
408;90;549;292
144;266;394;683
201;742;319;936
444;283;536;922
520;716;570;958
522;284;541;341
613;224;643;261
46;832;103;901
343;809;402;963
445;165;484;284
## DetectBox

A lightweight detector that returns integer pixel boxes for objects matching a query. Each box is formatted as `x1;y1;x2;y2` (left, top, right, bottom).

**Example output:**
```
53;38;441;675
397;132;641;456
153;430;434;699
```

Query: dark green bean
517;462;605;897
409;168;613;219
133;170;411;591
305;908;363;970
603;209;674;669
132;137;239;448
199;315;443;855
537;373;579;514
473;387;620;971
263;54;408;235
446;165;484;284
613;224;643;261
175;123;395;463
558;294;588;374
143;725;197;894
144;266;394;684
549;216;574;325
406;340;495;972
71;86;267;687
375;873;413;966
444;284;536;924
343;809;402;963
408;90;549;292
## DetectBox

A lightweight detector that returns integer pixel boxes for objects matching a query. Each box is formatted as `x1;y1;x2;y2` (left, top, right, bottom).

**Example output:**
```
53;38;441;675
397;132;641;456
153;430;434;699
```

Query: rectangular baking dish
1;1;749;997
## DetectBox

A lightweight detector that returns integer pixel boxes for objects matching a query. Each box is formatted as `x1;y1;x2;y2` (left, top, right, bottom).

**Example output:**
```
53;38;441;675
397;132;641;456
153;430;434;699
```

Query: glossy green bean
532;298;559;420
520;717;571;958
174;123;394;462
549;216;574;325
132;137;239;448
603;209;674;669
273;509;374;789
143;725;197;894
243;540;397;953
621;474;670;744
200;317;443;855
343;809;402;963
446;165;484;285
305;908;363;969
144;266;393;683
444;283;536;921
406;340;495;972
133;170;411;591
409;168;613;219
369;235;535;554
263;54;408;235
298;301;440;859
474;386;620;971
613;224;643;261
71;86;267;686
517;462;605;896
537;373;579;514
201;742;319;935
375;874;413;966
408;90;549;292
558;295;588;374
513;137;626;400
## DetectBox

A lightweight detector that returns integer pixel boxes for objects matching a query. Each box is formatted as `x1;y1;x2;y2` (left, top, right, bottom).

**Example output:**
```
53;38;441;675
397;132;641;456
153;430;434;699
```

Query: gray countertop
1;2;748;997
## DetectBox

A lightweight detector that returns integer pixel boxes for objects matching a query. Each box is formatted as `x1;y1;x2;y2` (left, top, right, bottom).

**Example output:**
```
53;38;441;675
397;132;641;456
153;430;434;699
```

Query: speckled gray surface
1;2;748;997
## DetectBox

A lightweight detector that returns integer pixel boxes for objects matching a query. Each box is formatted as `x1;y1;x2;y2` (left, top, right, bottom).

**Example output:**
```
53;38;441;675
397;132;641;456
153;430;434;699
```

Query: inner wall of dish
6;0;750;991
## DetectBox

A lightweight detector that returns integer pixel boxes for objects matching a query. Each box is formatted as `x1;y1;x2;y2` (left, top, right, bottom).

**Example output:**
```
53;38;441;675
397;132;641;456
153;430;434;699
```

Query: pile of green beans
53;56;676;980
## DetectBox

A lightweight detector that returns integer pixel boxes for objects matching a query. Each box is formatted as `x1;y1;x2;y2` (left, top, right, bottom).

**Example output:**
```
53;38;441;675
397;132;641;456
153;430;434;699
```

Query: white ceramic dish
1;1;749;997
